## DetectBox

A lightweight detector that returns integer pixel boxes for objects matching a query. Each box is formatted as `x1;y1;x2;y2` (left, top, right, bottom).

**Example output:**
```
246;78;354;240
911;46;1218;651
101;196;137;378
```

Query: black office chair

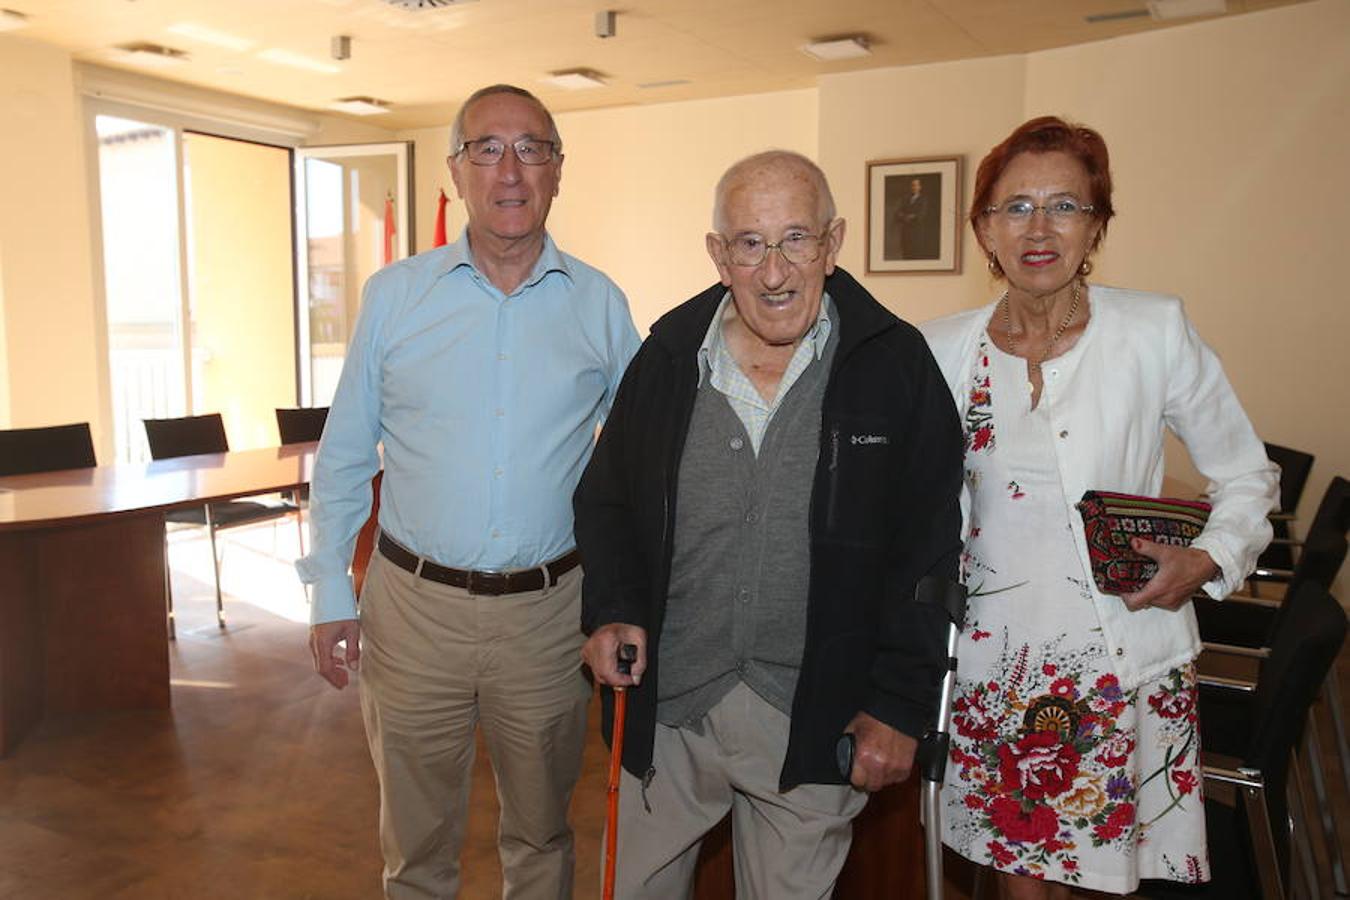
1139;583;1346;900
1252;443;1316;590
144;413;300;635
0;422;96;476
274;406;328;553
275;406;329;445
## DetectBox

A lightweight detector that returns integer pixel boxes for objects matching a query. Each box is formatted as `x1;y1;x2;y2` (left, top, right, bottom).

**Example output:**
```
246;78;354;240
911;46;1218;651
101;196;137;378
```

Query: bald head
712;151;836;235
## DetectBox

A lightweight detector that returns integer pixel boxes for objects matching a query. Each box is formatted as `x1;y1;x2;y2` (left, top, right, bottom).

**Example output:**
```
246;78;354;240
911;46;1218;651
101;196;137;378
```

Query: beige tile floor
0;521;1344;899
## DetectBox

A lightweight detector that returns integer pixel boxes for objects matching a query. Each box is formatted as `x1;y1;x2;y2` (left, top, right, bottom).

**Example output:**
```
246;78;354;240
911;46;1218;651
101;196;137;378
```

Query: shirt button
494;467;504;477
1115;647;1124;657
1059;430;1069;439
495;408;505;417
498;353;508;361
729;436;744;451
1049;369;1059;378
491;529;501;539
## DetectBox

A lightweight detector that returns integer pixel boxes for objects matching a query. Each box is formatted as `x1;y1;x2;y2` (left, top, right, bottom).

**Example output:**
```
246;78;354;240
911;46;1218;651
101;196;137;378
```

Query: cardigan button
729;436;744;451
1115;647;1124;656
1059;430;1069;439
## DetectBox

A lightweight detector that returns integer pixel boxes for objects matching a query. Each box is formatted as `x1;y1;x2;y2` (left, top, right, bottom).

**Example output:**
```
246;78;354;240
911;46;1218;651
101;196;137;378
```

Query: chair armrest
1201;763;1264;789
1198;672;1259;691
1213;593;1283;609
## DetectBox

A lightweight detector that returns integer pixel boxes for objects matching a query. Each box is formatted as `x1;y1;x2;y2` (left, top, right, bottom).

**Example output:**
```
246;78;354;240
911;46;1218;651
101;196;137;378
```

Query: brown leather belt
377;532;580;595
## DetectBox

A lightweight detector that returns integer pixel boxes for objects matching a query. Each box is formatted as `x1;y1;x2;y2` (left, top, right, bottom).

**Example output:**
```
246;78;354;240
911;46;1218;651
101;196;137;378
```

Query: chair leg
1240;778;1287;900
1289;757;1323;900
295;506;306;556
1325;667;1350;806
1303;715;1348;894
164;529;175;641
205;506;225;629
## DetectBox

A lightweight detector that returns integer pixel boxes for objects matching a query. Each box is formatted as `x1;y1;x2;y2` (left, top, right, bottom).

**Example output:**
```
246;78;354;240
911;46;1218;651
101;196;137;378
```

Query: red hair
970;116;1115;254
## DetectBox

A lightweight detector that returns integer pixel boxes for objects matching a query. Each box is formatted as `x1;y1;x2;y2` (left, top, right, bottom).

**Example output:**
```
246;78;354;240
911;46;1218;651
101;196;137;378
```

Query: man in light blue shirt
298;84;639;900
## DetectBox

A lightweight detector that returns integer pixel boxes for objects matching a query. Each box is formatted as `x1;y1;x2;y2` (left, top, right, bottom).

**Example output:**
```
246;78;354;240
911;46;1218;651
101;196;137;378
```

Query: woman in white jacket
919;116;1277;899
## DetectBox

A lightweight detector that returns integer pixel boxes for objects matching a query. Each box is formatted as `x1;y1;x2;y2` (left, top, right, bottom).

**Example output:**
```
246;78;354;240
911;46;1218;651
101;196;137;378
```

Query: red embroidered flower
1064;860;1079;873
1042;663;1058;676
987;840;1016;867
970;426;993;452
972;629;992;642
965;794;987;810
1172;769;1198;796
1093;802;1135;841
1050;677;1077;699
1147;688;1194;719
999;731;1081;800
1043;838;1066;854
1095;731;1135;768
988;796;1059;844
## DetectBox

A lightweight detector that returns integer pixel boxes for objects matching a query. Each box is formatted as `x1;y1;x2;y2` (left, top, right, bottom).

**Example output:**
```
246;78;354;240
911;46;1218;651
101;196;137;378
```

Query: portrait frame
865;155;963;274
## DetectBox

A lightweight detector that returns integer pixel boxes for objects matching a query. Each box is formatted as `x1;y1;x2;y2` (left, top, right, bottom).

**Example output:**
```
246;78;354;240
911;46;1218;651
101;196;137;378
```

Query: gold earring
1079;259;1093;276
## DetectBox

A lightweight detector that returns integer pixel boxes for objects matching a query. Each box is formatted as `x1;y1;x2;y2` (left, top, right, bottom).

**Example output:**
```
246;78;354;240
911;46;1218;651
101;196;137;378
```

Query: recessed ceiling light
166;22;255;52
801;36;870;62
541;69;606;90
1147;0;1226;20
329;96;392;115
1084;8;1150;23
114;42;191;67
257;48;341;74
0;8;29;32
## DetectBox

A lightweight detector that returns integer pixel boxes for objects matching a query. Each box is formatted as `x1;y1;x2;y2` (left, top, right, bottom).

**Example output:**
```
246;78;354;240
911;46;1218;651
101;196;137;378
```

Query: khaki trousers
612;682;867;899
359;552;590;900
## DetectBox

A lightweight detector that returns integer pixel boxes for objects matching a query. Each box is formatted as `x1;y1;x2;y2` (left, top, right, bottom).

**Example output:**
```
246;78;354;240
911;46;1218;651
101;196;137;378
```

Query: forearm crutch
915;575;969;900
834;575;967;900
602;643;638;900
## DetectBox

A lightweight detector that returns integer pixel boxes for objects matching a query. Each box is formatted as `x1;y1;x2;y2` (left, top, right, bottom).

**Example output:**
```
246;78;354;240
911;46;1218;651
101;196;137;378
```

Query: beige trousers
359;552;590;900
612;682;867;899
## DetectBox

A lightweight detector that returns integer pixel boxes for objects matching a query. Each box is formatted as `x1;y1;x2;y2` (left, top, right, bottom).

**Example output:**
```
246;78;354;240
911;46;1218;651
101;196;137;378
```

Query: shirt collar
440;228;572;292
697;290;834;383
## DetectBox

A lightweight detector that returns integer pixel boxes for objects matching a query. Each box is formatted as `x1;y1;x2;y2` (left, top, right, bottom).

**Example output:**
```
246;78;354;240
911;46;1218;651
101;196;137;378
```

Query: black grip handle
616;643;637;676
835;733;855;780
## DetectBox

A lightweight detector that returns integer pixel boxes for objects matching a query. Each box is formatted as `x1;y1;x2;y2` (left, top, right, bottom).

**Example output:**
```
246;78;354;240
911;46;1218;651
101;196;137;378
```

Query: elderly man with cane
577;149;964;897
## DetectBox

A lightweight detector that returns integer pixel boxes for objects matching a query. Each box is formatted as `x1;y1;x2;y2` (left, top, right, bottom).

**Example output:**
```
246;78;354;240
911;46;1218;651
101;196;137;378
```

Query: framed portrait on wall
865;156;963;274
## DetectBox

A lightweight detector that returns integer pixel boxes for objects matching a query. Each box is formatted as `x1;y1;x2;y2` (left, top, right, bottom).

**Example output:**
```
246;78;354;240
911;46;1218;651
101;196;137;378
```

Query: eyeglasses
456;137;558;167
718;229;829;267
984;197;1095;223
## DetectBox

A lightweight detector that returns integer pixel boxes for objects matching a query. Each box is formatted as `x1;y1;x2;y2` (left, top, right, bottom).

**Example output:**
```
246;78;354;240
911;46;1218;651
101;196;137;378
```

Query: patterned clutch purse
1076;490;1211;595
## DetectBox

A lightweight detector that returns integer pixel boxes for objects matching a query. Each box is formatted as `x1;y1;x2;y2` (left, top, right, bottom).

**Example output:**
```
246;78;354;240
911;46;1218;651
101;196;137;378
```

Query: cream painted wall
400;89;818;332
818;55;1028;326
1020;0;1350;595
0;36;103;440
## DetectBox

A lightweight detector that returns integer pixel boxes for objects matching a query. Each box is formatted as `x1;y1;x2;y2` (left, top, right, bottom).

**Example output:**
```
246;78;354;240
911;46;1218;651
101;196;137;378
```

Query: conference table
0;442;318;757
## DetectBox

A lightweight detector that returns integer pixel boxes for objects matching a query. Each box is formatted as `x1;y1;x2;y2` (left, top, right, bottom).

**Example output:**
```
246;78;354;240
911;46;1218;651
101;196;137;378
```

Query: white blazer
920;285;1278;689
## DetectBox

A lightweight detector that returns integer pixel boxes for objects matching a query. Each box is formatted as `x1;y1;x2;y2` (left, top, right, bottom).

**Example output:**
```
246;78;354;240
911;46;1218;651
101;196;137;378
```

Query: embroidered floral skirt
941;631;1209;892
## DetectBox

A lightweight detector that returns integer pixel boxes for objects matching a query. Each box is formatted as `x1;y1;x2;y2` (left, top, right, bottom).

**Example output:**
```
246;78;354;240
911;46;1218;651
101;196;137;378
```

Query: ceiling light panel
1148;0;1227;19
114;42;190;67
801;36;871;61
541;70;606;90
329;96;391;115
0;8;28;32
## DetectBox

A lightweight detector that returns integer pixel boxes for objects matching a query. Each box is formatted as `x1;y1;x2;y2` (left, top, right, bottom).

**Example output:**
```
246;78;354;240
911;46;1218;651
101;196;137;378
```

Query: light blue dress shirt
298;230;641;624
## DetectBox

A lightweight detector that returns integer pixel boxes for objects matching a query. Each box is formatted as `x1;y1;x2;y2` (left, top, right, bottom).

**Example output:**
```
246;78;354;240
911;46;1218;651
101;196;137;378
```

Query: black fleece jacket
574;267;964;789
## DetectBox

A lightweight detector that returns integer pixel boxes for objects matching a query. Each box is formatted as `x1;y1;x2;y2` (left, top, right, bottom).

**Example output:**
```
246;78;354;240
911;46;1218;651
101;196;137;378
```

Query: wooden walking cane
603;643;638;900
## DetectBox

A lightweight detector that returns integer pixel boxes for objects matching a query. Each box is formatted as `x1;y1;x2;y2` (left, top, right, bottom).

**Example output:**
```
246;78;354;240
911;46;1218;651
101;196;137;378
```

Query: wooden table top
0;442;317;532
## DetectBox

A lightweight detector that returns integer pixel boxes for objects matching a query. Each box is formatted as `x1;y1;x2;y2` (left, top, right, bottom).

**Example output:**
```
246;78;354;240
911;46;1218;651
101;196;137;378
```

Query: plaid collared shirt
696;291;833;454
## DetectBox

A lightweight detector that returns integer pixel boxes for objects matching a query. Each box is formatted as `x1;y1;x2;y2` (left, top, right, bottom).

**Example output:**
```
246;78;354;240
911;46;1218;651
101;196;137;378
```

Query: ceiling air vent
382;0;464;9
